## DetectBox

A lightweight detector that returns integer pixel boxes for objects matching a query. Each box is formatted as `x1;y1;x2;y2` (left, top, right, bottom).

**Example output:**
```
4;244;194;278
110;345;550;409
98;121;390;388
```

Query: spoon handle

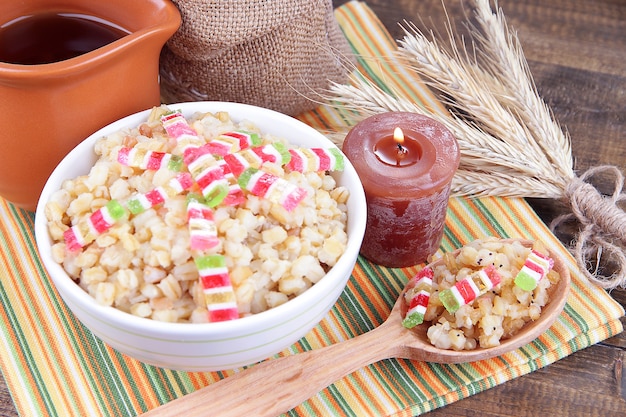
142;320;404;417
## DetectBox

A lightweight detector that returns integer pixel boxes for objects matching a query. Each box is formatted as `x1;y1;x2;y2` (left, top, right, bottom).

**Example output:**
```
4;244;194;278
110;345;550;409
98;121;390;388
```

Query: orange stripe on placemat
356;366;407;412
488;197;536;238
112;354;167;412
445;198;494;241
334;374;379;414
0;306;47;414
185;370;213;393
311;315;352;348
0;202;103;416
6;274;75;413
470;356;509;385
341;277;387;330
369;362;431;412
298;109;336;135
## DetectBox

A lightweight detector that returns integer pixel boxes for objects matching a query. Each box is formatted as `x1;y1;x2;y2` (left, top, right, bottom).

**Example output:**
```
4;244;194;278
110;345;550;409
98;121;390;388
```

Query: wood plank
426;344;626;416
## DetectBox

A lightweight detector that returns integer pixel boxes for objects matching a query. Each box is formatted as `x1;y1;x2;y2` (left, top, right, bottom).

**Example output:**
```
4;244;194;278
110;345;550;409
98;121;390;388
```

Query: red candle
342;112;460;267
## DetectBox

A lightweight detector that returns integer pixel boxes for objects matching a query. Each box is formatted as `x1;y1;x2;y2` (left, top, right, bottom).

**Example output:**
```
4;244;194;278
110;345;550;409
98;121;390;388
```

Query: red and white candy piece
161;112;201;143
180;153;241;208
237;168;308;211
203;131;261;157
195;254;239;322
116;147;183;172
187;197;220;251
124;172;194;215
285;147;344;173
216;159;246;206
514;250;554;291
439;265;502;314
402;267;434;328
64;200;126;252
196;168;229;207
223;143;291;177
160;112;205;163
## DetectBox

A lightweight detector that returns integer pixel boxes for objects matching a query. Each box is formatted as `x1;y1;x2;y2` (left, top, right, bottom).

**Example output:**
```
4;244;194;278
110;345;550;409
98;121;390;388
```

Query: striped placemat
0;1;623;416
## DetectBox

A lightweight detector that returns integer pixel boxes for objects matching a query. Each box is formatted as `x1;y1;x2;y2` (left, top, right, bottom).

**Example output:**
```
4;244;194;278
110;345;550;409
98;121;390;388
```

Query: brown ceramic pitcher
0;0;181;211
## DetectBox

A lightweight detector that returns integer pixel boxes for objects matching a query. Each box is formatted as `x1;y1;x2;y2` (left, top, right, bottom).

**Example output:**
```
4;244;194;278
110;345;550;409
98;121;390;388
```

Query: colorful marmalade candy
402;267;434;329
116;147;183;171
223;143;291;177
125;172;194;215
195;254;239;322
183;156;242;207
514;250;554;291
203;131;261;156
161;112;203;144
160;112;205;164
237;167;308;212
439;265;502;314
186;152;230;207
216;159;246;206
63;200;126;252
186;196;220;251
286;147;344;173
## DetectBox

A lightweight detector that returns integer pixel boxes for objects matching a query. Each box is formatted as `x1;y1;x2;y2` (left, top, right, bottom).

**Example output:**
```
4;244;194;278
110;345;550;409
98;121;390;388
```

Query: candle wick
397;143;407;154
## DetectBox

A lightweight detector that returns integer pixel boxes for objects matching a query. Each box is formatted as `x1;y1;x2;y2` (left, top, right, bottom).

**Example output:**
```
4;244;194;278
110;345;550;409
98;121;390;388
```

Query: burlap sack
160;0;354;116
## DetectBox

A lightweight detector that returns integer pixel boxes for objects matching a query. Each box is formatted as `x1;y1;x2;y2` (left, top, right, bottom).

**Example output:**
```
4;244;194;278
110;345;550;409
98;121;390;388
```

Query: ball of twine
551;165;626;289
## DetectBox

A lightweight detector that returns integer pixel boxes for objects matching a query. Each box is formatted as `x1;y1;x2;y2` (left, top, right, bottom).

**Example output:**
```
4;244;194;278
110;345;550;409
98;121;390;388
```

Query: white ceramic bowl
35;101;367;371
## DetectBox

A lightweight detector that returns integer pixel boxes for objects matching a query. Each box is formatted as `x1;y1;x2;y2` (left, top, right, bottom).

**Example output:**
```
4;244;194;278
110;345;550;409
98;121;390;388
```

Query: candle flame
393;127;405;145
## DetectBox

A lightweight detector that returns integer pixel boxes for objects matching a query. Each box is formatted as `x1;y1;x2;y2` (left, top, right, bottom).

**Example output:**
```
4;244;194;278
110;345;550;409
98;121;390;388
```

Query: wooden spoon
143;239;571;417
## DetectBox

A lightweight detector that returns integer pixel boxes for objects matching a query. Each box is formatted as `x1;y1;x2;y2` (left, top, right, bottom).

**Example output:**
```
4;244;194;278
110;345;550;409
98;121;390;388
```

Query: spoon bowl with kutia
143;238;570;417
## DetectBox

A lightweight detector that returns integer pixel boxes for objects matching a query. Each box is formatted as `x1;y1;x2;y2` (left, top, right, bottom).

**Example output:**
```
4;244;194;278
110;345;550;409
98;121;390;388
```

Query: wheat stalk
329;6;570;196
328;0;626;289
470;0;574;179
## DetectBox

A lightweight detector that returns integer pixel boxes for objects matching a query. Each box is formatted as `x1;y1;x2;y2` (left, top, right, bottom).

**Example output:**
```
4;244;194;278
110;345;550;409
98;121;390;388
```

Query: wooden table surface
1;1;625;416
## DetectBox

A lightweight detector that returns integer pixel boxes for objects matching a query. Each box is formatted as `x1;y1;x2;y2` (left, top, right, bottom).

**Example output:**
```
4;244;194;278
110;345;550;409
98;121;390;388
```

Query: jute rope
551;165;626;289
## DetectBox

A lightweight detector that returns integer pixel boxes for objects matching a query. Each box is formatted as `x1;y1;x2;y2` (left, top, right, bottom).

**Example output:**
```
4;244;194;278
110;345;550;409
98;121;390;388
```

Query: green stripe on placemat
0;2;623;417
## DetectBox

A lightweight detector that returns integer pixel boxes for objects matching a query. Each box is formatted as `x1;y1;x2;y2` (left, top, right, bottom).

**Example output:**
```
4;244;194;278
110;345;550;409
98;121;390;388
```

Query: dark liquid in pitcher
0;12;129;65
